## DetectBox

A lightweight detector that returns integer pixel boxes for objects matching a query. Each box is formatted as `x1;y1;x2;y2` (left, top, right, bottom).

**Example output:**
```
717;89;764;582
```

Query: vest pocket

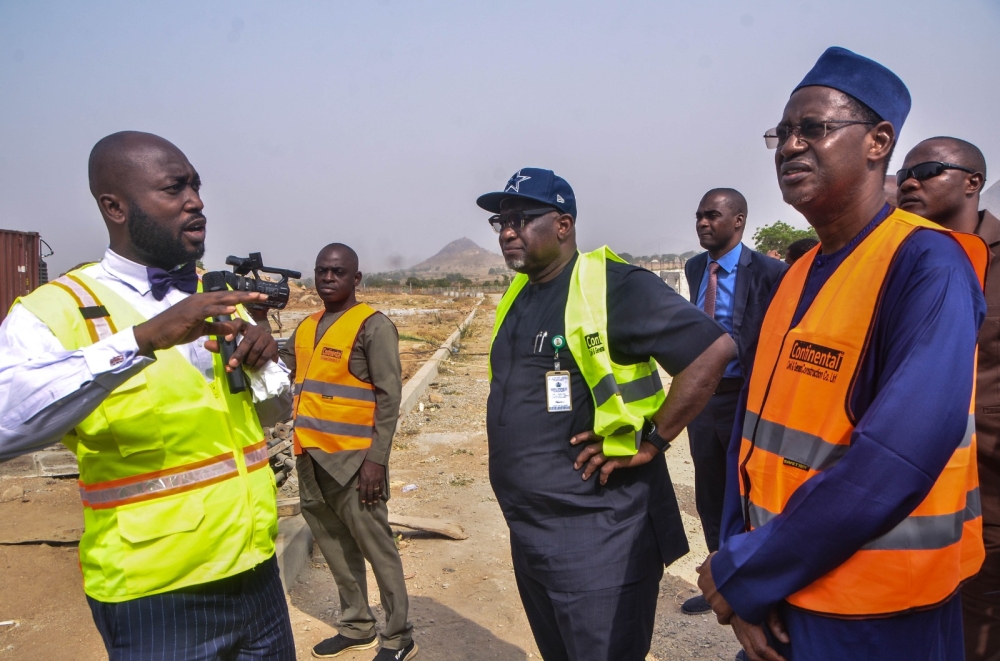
101;372;165;456
117;491;207;595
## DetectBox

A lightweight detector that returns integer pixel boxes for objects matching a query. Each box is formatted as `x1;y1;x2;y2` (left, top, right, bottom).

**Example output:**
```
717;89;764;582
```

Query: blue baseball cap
793;46;911;136
476;168;577;219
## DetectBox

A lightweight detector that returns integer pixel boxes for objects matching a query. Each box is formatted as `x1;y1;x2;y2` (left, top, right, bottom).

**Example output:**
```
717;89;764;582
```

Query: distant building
659;269;689;300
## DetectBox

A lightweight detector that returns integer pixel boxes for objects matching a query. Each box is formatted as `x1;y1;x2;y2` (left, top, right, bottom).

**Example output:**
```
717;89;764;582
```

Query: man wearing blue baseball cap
479;168;735;660
697;47;988;660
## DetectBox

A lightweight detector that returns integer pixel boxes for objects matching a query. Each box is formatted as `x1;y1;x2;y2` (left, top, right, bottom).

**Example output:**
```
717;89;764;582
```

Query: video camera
202;253;302;394
203;252;302;311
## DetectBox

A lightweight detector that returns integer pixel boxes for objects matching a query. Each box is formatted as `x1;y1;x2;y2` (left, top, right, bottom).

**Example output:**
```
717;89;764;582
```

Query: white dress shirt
0;249;291;461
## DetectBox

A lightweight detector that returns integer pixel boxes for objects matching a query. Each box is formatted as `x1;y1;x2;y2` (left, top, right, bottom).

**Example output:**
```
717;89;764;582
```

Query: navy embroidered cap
476;168;577;219
793;46;911;135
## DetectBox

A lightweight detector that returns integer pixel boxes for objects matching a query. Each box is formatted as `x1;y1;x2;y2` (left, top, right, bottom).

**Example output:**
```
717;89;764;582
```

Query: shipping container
1;229;41;323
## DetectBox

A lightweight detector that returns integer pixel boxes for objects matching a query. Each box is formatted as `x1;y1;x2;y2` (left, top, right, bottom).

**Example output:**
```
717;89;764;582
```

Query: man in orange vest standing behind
280;243;416;661
697;47;988;660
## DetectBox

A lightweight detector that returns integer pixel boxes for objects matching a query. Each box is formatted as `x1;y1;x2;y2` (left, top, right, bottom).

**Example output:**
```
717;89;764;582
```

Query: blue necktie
147;262;198;301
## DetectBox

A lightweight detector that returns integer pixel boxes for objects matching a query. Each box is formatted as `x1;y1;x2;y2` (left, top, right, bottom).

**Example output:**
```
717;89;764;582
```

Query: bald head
696;188;747;259
898;136;987;233
317;243;359;272
314;243;362;311
702;188;748;218
88;131;206;269
918;137;987;182
88;131;188;200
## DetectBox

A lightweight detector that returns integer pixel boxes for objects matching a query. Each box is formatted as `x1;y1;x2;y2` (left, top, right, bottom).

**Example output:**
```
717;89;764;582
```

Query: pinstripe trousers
87;555;295;661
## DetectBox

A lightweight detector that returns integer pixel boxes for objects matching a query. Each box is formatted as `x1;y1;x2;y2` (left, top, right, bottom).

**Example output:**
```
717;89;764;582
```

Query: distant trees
752;221;818;258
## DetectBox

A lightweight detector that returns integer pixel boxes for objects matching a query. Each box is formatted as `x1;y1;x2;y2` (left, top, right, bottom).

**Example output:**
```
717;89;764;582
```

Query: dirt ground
272;288;479;382
0;300;740;660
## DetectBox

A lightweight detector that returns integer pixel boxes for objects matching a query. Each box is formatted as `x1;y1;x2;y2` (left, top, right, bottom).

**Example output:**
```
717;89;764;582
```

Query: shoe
681;593;713;614
312;634;378;658
373;640;418;660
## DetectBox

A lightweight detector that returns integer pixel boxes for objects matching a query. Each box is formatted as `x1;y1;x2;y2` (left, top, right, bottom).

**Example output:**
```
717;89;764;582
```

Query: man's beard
127;203;204;269
504;256;526;271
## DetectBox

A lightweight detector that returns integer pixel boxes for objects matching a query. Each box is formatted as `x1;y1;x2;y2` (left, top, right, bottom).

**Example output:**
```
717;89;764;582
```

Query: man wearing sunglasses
479;168;735;660
698;48;988;661
897;137;997;661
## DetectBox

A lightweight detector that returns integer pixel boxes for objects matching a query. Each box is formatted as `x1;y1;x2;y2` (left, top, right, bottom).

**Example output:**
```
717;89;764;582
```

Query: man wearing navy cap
480;168;734;660
697;48;988;660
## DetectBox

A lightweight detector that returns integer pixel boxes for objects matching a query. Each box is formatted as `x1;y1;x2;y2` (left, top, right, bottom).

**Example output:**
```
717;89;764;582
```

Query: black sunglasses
489;208;558;234
896;161;977;187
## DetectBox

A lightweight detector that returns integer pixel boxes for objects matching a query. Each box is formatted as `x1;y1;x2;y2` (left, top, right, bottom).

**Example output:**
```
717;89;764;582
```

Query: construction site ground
0;293;740;660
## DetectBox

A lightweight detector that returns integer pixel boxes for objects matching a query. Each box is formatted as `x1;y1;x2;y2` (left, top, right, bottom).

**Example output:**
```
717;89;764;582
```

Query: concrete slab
33;449;79;478
275;514;313;594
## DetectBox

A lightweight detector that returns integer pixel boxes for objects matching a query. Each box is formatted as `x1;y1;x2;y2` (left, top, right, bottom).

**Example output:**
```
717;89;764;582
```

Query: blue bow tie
147;262;198;301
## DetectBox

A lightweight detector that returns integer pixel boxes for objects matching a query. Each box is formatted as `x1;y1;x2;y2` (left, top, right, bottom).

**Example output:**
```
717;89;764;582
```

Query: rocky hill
409;237;507;277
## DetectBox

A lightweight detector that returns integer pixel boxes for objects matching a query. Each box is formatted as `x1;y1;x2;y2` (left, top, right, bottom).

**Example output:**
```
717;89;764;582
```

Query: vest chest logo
585;332;605;355
786;340;844;383
321;346;343;362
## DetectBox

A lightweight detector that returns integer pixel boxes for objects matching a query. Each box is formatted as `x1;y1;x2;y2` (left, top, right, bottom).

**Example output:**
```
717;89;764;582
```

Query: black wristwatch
643;422;670;453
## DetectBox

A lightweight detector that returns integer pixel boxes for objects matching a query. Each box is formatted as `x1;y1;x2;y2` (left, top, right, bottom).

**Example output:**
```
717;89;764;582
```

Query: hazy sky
2;0;998;277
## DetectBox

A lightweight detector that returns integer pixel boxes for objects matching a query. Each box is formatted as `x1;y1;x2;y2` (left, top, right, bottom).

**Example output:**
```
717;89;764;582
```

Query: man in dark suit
681;188;787;615
897;136;998;661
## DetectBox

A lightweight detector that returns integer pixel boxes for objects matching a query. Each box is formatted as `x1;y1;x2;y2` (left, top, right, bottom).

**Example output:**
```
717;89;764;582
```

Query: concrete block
277;497;300;517
33;448;79;477
275;514;313;594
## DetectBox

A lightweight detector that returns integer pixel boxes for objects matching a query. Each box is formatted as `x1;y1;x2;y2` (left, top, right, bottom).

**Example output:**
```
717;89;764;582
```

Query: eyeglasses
895;161;976;187
489;208;557;234
763;120;876;149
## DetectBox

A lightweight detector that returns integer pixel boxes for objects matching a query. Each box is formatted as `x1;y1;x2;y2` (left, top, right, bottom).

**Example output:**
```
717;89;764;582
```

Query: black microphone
201;271;247;394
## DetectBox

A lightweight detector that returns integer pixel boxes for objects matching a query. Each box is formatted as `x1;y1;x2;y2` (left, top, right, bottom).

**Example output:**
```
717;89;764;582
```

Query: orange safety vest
740;209;988;617
292;304;378;455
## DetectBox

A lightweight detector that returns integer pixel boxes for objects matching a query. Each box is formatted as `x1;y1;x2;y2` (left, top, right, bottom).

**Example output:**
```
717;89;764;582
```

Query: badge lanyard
546;335;572;412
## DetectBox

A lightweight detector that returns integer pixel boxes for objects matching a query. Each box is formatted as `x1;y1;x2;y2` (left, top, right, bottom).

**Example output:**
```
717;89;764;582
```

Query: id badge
546;370;572;412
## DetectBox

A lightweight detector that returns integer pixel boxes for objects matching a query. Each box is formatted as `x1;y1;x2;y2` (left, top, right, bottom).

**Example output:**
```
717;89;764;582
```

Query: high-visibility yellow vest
489;247;666;456
740;209;987;617
292;304;378;455
16;271;277;603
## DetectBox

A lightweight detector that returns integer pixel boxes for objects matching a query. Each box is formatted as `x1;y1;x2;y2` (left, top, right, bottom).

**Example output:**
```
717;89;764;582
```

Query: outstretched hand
133;291;268;356
570;431;660;485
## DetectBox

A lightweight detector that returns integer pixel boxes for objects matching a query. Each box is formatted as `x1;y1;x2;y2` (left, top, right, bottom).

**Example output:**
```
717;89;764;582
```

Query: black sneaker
373;640;418;661
681;593;713;614
312;634;378;658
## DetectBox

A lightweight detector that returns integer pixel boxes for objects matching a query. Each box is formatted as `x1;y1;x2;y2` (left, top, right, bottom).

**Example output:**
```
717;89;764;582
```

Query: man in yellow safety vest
0;131;295;660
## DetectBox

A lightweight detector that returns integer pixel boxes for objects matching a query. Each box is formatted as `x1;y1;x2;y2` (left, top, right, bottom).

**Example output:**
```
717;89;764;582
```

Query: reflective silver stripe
749;489;980;551
294;416;374;439
965;486;982;521
297;380;376;402
81;457;238;507
862;511;965;551
959;414;975;449
592;373;620;406
747;502;776;529
744;411;848;471
56;275;114;341
619;372;663;404
244;445;269;469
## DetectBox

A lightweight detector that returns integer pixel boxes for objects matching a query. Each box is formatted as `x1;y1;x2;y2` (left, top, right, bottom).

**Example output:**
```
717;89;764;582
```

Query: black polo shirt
487;253;726;592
